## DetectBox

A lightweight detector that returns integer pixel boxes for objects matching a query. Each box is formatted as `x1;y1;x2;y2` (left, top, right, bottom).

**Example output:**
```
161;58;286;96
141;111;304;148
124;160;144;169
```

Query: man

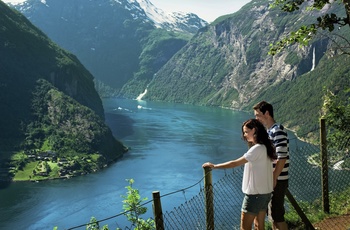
253;101;289;230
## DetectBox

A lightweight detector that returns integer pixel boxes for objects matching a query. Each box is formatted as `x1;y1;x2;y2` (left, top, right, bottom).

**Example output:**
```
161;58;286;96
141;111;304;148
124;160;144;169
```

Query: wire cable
66;171;210;230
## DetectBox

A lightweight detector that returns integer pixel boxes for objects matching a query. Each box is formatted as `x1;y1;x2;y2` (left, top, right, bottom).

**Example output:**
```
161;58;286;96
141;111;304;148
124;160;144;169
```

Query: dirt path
314;214;350;230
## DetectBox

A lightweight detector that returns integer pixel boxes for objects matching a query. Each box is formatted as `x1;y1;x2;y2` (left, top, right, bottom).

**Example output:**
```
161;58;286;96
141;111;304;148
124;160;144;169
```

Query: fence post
203;167;214;230
152;191;164;230
320;118;330;213
286;189;315;230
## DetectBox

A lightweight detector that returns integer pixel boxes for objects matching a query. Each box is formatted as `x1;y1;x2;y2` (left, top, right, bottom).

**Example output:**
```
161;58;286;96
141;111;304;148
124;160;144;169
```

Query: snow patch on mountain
129;0;208;32
135;0;185;27
7;0;207;34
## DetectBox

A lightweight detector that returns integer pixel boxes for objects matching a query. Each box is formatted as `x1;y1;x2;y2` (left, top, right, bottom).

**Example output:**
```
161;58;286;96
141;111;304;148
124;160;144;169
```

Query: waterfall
136;79;153;101
311;47;316;71
136;88;147;100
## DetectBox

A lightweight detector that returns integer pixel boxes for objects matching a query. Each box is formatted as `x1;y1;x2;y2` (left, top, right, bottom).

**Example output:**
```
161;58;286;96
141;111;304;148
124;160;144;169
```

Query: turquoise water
0;98;307;230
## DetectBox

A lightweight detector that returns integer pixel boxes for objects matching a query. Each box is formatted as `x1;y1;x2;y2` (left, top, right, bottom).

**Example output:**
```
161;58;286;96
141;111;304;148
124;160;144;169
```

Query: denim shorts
241;193;272;215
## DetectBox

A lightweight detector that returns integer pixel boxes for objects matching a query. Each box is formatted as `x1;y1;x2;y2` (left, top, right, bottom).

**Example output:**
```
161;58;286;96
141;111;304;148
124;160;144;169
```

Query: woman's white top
242;144;273;194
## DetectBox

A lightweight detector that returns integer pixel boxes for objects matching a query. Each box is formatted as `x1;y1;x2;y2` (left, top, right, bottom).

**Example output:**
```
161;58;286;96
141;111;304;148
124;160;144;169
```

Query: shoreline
3;152;127;184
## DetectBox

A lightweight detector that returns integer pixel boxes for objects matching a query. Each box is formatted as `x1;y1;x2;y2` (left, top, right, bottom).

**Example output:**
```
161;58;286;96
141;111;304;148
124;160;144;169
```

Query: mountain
0;1;127;181
8;0;208;95
142;0;350;139
133;0;207;33
7;0;350;141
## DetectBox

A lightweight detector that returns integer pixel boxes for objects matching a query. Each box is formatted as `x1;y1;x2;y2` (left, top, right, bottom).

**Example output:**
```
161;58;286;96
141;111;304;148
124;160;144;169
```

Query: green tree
121;179;155;230
269;0;350;55
321;88;350;151
269;1;350;156
53;179;154;230
86;217;108;230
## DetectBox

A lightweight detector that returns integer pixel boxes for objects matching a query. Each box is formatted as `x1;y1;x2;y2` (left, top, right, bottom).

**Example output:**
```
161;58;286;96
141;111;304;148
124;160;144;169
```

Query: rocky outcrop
144;0;332;109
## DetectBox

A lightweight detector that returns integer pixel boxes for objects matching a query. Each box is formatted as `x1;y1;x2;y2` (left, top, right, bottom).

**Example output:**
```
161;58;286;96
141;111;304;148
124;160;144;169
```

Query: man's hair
253;101;274;118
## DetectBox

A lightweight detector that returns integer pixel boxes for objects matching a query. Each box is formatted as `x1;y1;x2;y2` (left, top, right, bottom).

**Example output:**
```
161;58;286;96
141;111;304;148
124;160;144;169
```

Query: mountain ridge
142;0;349;139
6;0;350;141
9;0;207;94
131;0;208;33
0;1;127;182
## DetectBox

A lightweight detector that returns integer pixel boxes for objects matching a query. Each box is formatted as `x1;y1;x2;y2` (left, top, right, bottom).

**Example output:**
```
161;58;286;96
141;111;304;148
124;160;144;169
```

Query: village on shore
0;150;108;182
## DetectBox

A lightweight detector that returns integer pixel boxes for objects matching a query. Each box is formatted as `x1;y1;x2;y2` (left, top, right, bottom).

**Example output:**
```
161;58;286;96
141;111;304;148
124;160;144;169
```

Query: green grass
41;139;52;151
13;161;37;181
90;153;101;161
11;153;105;181
13;160;61;181
285;186;350;229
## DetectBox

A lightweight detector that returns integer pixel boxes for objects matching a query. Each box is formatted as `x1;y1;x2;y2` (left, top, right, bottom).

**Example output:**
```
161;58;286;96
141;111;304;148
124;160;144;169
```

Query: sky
2;0;252;22
150;0;251;22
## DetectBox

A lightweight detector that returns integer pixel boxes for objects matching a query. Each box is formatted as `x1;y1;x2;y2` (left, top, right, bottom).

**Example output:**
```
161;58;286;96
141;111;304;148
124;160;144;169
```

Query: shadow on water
0;151;13;189
0;181;11;190
0;163;11;190
105;112;135;139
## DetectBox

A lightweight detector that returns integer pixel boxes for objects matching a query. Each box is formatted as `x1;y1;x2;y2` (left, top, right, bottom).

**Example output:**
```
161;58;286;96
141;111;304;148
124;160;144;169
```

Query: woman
202;119;276;230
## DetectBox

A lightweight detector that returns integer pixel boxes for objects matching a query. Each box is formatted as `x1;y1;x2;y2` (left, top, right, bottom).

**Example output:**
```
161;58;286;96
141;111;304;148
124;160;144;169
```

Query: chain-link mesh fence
157;128;350;230
67;127;350;230
160;168;244;230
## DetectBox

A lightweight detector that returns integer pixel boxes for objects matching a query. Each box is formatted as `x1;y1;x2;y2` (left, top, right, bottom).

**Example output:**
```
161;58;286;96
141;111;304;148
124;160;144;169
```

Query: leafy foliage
26;79;127;158
86;217;109;230
244;52;350;143
321;88;350;151
285;186;350;228
6;79;128;181
269;0;350;55
120;179;155;230
143;0;350;143
0;1;127;179
262;0;350;147
54;179;155;230
143;0;327;110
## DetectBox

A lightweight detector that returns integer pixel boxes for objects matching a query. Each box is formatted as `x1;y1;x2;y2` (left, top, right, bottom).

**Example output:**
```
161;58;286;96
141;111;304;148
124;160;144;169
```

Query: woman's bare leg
253;211;267;230
241;212;256;230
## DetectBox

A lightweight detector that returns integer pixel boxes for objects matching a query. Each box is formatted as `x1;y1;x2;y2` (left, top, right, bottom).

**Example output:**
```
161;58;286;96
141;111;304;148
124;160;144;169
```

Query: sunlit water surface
0;98;304;230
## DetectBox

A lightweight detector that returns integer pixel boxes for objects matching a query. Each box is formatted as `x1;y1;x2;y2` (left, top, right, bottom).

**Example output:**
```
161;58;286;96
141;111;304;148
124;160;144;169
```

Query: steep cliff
7;0;350;140
142;0;350;139
10;0;207;95
0;1;127;169
144;0;333;108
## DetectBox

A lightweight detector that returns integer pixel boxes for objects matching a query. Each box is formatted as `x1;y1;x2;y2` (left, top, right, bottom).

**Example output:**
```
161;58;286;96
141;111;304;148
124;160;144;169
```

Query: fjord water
0;98;300;230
